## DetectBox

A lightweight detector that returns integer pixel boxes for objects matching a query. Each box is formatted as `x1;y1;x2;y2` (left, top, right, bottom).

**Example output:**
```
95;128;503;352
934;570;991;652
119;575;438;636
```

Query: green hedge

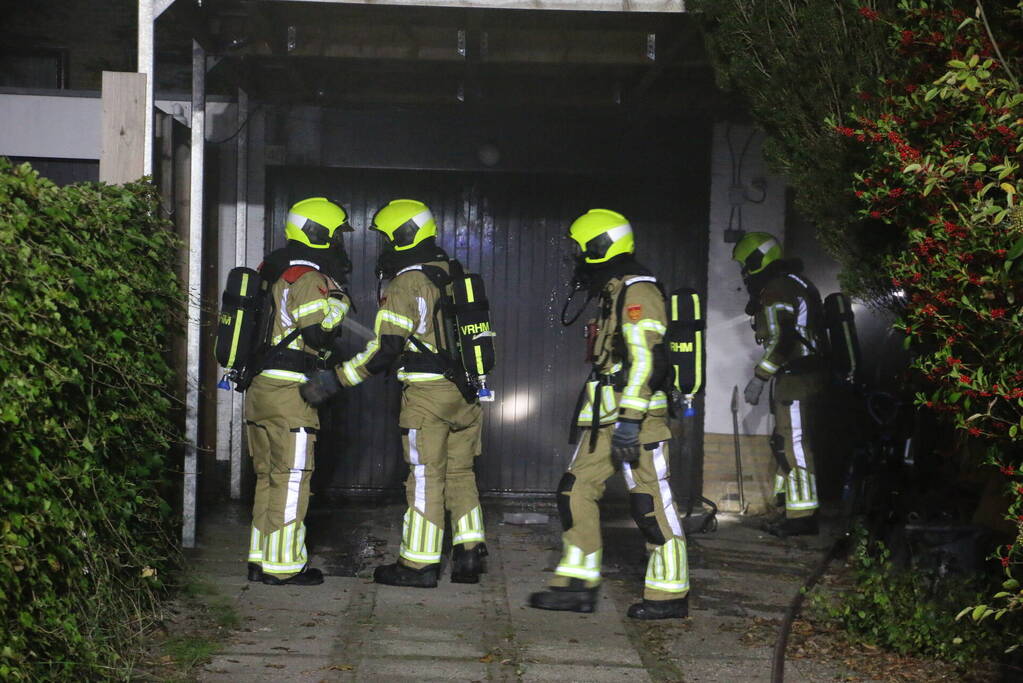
0;159;182;679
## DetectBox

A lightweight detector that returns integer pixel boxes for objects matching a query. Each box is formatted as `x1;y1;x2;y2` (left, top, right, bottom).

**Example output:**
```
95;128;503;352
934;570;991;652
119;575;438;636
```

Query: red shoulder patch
282;265;317;284
627;304;643;321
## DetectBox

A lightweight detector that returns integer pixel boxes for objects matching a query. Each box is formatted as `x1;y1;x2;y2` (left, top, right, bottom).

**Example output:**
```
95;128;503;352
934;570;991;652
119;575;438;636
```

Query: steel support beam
252;0;685;11
230;88;249;501
183;38;206;549
138;0;176;178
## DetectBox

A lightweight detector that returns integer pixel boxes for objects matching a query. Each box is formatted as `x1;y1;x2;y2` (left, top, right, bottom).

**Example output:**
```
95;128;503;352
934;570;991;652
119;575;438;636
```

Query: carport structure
137;0;743;546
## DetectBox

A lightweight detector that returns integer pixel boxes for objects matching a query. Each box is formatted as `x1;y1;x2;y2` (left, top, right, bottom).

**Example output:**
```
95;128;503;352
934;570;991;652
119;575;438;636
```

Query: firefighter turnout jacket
336;261;486;569
750;267;825;519
578;275;672;444
246;262;351;579
554;272;688;601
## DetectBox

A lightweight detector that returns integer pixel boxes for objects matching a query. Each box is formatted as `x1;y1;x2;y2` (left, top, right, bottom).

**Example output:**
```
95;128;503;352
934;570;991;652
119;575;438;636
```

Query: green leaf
1008;236;1023;261
971;604;988;621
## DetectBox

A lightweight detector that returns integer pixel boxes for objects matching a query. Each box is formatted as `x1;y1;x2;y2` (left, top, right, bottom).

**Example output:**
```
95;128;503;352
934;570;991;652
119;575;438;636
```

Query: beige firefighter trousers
245;375;318;579
396;380;485;569
550;421;689;601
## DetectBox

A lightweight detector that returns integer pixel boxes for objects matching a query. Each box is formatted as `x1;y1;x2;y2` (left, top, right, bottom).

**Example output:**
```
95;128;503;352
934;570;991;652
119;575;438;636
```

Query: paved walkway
192;500;854;682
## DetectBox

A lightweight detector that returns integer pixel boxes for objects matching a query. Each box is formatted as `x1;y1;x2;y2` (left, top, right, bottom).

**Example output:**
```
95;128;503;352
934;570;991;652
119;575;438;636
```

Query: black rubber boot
247;562;263;582
451;543;488;584
765;513;819;538
627;596;689;620
528;579;599;613
373;562;439;588
261;566;324;586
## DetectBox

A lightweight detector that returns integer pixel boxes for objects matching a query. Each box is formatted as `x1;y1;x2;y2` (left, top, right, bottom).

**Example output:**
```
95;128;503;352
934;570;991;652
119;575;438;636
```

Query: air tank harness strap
401;349;447;374
267;348;322;375
261;327;325;375
568;367;623;452
405;334;478;403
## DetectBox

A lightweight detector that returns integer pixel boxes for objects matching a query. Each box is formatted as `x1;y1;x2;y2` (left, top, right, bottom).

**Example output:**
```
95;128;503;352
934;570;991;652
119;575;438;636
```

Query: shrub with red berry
839;0;1023;631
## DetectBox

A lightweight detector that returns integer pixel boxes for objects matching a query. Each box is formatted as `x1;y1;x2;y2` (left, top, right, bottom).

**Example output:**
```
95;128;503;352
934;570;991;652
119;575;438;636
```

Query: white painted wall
0;92;238;161
704;123;788;437
0;93;102;159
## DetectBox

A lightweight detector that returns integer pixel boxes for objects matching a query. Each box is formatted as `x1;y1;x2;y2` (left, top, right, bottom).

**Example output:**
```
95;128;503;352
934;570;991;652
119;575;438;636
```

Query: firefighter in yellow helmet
527;209;690;619
733;231;826;537
302;199;487;587
245;197;353;585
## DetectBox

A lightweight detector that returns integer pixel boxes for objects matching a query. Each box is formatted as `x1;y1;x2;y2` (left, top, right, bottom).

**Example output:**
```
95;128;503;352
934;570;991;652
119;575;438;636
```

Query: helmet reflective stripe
756;238;778;258
285;197;352;249
286;211;330;245
569;209;635;264
411;209;433;228
372;199;438;251
605;223;631;243
732;231;781;275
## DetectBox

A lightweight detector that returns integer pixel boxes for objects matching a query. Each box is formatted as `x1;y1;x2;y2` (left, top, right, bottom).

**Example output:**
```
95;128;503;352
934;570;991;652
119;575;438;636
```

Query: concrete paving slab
520;662;651;681
192;500;859;682
354;656;490;682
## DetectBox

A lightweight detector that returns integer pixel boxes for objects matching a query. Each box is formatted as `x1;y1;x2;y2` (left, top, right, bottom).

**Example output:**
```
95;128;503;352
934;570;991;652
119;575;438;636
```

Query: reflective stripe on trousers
555;543;602;582
260;521;308;575
645;536;689;593
453;505;485;545
400;507;444;564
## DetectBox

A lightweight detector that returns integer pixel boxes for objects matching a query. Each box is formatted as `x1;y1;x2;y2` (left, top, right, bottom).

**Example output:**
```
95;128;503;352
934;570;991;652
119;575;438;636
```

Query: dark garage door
268;166;708;494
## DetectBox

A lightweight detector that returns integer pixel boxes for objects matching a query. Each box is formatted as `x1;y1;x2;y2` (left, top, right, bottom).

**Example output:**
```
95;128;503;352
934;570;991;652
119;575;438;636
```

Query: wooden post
100;71;147;184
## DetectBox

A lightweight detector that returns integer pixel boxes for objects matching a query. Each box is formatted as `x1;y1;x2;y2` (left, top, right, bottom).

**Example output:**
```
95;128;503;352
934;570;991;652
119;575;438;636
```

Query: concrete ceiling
252;0;687;12
161;0;720;112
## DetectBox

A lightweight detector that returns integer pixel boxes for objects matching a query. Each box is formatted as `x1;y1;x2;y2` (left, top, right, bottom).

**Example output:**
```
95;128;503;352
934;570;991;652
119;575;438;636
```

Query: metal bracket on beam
155;100;192;127
155;0;176;17
457;29;467;58
646;33;656;61
287;25;297;52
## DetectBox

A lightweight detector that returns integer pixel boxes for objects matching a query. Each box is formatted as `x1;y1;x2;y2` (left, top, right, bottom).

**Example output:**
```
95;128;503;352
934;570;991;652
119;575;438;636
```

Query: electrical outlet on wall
724;228;745;243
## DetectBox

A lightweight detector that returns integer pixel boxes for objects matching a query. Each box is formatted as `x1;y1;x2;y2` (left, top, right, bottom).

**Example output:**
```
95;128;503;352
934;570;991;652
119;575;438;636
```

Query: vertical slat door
268;167;707;494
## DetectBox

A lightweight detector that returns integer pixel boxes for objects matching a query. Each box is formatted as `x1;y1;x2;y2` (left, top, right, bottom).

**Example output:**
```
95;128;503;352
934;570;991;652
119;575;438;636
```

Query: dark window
0;49;68;89
8;157;98;186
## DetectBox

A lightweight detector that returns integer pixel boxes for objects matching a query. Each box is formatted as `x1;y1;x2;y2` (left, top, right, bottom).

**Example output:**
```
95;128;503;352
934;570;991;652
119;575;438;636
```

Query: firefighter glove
300;369;342;407
744;376;767;405
612;420;641;463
